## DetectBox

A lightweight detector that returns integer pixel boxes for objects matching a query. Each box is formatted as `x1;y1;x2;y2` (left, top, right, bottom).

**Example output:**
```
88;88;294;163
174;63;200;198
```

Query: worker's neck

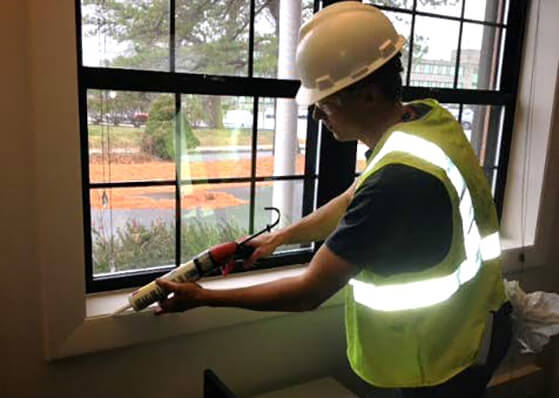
359;101;405;150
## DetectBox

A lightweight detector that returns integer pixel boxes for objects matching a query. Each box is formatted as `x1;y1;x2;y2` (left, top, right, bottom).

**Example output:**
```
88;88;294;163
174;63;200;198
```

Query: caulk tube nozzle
112;303;132;316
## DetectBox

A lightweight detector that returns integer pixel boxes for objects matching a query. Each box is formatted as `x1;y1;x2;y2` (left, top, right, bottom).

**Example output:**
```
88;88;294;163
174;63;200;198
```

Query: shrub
141;95;200;160
92;217;247;274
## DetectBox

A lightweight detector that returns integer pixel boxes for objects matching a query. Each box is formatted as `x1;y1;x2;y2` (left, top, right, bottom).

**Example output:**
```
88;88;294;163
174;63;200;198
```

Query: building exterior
410;49;481;89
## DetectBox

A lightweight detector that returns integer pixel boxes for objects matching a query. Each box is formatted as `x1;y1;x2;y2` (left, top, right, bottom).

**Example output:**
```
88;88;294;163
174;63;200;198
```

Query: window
78;0;318;292
78;0;528;293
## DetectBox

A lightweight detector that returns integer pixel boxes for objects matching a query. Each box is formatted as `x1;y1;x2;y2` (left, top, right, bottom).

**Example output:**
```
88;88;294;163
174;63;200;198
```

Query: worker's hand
241;231;285;268
154;278;204;315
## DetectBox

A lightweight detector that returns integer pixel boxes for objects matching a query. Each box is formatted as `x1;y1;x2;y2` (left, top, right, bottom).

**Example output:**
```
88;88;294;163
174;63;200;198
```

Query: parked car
461;108;474;130
104;112;129;126
133;112;149;127
262;107;309;131
87;112;104;125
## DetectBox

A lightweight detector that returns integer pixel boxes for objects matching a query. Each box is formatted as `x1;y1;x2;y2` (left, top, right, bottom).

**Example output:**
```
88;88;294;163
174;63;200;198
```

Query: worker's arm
242;181;358;267
155;244;360;314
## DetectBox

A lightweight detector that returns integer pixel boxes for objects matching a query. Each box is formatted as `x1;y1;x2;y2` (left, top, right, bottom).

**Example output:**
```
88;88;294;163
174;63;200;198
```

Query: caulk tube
123;242;239;312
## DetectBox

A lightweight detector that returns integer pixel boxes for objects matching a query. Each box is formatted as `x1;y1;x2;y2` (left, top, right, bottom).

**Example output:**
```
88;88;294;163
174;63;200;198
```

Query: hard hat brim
295;35;406;107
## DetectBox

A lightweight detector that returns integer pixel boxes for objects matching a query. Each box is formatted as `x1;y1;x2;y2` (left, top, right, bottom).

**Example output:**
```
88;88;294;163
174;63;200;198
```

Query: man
156;2;511;396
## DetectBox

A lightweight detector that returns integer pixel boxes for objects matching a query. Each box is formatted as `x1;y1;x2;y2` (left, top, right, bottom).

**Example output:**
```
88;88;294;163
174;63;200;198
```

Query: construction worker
156;2;512;396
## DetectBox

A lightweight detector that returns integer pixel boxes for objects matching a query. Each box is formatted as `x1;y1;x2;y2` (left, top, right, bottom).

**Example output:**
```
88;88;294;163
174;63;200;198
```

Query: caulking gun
112;207;280;315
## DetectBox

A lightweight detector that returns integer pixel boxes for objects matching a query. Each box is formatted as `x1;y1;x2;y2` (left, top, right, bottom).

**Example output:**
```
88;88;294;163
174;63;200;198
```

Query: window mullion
249;97;259;234
406;0;418;86
248;0;255;78
170;0;181;268
175;94;182;268
453;0;466;89
302;110;319;219
170;0;176;73
493;0;529;218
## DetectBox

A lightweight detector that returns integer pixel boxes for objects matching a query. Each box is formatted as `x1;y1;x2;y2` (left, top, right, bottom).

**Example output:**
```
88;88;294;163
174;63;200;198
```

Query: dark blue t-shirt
325;154;453;276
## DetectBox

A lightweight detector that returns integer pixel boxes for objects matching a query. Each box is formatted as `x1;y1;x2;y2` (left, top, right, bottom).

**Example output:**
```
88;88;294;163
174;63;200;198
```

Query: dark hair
343;52;404;103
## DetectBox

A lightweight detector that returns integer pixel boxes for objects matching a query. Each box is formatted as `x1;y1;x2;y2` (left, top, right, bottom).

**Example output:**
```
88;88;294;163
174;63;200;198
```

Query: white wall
1;0;558;397
0;2;348;397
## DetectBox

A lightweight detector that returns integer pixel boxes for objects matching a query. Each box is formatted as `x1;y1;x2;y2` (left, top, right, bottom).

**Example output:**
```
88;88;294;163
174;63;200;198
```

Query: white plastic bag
504;279;559;354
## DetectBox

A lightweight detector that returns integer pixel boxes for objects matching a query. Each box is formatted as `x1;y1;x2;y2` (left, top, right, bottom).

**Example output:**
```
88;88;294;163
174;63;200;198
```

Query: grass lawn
88;125;143;149
88;125;275;149
194;128;274;146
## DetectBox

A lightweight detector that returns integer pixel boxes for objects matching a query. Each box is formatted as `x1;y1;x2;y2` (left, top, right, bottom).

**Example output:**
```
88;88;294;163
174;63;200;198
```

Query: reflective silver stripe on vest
349;132;501;311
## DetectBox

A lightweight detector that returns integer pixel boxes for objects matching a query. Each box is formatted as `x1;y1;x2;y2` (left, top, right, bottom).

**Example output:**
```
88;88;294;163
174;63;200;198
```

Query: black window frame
76;0;528;293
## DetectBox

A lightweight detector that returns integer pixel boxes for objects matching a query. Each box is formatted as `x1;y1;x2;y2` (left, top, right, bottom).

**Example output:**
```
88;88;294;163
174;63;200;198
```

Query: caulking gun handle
235;244;255;260
221;244;255;276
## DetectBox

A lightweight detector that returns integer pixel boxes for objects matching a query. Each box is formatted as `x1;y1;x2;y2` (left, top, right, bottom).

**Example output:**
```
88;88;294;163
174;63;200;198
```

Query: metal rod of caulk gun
238;207;281;247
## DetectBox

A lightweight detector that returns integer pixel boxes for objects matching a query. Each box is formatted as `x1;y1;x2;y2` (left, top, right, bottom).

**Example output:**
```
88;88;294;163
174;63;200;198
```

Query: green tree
82;0;313;127
382;0;461;61
83;0;458;126
142;94;200;160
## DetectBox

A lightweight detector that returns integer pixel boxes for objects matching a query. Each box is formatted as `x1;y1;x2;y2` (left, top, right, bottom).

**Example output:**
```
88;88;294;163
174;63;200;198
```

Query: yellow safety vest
345;99;506;387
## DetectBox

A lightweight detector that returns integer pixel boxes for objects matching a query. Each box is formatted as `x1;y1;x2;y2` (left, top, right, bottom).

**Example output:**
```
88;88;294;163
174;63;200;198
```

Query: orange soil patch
90;155;306;210
90;187;246;210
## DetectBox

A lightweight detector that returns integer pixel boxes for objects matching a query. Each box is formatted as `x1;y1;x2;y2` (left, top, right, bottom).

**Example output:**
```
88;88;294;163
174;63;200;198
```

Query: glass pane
254;180;310;251
180;183;250;264
384;11;412;81
181;95;253;180
364;0;413;10
175;0;250;76
91;186;176;276
467;105;504;167
464;0;509;24
88;90;176;183
257;98;306;177
254;0;314;78
81;0;170;71
459;24;503;90
410;17;460;88
441;101;459;121
416;0;463;18
439;103;503;196
441;103;473;140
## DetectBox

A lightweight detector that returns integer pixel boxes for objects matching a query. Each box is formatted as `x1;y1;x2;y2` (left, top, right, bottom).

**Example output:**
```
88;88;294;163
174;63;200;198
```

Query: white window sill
76;239;533;360
50;264;344;360
87;263;312;317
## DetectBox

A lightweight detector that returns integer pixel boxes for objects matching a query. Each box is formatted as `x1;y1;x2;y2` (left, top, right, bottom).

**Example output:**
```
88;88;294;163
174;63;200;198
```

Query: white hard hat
295;2;406;106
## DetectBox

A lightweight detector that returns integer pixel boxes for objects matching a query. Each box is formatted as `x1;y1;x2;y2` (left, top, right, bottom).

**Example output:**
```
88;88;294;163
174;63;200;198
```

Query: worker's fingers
221;261;236;276
155;278;179;292
243;248;263;269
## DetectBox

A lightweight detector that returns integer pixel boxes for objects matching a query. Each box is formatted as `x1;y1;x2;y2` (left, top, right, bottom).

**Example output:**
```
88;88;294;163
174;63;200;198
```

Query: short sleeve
325;164;453;276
